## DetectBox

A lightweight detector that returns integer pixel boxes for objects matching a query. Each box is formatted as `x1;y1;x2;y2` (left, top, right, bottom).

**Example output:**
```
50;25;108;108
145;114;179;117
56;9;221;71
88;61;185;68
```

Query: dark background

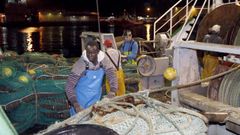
0;0;178;16
0;0;236;16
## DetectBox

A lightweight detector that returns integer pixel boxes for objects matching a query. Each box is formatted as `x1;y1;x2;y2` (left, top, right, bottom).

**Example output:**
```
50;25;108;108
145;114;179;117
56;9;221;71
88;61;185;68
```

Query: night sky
1;0;180;16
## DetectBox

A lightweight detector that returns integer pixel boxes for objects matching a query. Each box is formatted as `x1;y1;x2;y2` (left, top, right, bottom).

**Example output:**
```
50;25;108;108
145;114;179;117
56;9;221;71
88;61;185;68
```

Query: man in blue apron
120;30;139;65
65;40;118;115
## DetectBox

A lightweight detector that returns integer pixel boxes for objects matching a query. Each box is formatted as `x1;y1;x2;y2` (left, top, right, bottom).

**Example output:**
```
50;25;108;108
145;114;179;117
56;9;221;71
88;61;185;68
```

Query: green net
0;52;73;134
0;51;141;134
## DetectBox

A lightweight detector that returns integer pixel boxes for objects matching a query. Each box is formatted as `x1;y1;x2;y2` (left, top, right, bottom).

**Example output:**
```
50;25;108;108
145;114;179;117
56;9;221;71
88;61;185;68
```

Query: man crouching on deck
65;40;118;116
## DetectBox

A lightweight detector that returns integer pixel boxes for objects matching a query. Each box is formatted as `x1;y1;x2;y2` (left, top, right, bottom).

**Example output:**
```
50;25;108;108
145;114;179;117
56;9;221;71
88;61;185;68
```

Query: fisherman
104;39;126;96
203;25;222;44
201;24;223;81
65;40;118;115
120;30;139;65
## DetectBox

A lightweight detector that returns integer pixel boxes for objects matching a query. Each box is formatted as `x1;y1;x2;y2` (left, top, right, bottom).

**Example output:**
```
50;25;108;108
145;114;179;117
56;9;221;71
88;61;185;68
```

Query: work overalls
70;63;104;116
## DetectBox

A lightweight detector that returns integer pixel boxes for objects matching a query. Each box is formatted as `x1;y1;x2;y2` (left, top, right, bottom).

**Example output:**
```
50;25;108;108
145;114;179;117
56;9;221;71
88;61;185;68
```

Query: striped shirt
65;51;118;105
106;48;122;69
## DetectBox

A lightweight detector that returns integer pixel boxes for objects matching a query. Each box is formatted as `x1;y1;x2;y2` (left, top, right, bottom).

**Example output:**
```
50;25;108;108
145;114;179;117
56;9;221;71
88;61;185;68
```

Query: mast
96;0;102;44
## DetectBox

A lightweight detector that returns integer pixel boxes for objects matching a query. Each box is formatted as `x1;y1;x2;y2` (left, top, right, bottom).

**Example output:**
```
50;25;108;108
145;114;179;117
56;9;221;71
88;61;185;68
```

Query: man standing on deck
104;39;126;96
201;24;223;82
120;30;139;65
65;40;118;115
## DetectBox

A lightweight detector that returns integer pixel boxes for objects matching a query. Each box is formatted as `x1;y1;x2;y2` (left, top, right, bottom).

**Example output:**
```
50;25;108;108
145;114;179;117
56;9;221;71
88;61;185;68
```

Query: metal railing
176;0;206;41
153;0;196;40
154;0;181;39
153;0;240;42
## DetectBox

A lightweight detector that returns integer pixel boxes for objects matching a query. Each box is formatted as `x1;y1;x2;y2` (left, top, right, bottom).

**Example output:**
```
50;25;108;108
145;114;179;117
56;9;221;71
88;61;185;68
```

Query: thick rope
138;95;185;135
94;100;154;135
110;65;240;103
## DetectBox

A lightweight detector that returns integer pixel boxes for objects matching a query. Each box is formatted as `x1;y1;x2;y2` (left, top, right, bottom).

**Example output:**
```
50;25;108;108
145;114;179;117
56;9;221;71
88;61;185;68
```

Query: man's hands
73;102;83;113
106;91;116;98
72;91;116;113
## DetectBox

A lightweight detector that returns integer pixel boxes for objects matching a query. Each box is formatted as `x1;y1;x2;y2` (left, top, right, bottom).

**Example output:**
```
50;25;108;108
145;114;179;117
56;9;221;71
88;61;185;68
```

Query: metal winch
137;32;172;90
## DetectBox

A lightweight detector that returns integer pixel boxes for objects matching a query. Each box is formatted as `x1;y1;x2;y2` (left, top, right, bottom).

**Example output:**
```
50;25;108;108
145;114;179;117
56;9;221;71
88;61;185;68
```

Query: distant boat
114;17;144;25
100;15;144;27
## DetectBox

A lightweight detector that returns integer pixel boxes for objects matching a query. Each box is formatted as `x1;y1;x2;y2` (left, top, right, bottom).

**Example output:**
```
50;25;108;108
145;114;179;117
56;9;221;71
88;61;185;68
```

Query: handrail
186;0;208;41
168;0;195;35
177;0;240;41
166;15;186;33
153;0;240;42
153;0;197;42
153;0;182;40
155;0;194;34
154;0;182;26
176;0;198;41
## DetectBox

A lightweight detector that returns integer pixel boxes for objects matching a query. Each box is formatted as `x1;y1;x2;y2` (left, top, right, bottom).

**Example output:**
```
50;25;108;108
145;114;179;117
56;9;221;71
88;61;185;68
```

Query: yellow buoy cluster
163;67;177;81
18;69;36;84
1;67;32;84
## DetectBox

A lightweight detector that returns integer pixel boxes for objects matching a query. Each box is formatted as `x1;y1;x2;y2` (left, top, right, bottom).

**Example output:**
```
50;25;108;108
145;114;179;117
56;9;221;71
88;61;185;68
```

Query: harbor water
0;23;153;57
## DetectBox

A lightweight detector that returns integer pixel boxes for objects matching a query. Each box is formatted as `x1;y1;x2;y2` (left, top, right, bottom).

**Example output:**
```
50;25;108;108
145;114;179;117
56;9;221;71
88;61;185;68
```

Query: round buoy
163;67;177;81
18;75;29;83
2;67;13;77
28;69;36;75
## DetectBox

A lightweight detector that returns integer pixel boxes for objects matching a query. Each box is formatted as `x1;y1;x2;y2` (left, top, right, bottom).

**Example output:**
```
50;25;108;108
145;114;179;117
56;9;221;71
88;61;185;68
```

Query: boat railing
153;0;182;39
153;0;194;40
159;0;194;35
177;0;240;41
176;0;206;41
153;0;240;43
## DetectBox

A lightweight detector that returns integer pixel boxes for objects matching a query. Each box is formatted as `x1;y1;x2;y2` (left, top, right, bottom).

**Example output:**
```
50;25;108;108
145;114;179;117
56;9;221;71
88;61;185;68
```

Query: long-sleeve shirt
106;48;122;69
120;40;138;60
65;50;118;105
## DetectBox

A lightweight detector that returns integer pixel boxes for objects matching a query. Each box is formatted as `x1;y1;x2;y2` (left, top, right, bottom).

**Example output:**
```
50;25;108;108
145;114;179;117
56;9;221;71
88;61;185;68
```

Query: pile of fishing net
0;51;74;133
40;94;208;135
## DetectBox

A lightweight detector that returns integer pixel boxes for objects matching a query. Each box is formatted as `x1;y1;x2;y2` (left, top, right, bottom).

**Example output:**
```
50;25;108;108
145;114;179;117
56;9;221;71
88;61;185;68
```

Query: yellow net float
2;67;13;78
18;75;29;84
163;67;177;81
27;69;36;75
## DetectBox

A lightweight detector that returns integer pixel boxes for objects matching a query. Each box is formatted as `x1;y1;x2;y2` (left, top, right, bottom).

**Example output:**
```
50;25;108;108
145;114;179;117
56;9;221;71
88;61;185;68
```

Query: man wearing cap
104;39;126;96
120;30;139;64
65;40;118;115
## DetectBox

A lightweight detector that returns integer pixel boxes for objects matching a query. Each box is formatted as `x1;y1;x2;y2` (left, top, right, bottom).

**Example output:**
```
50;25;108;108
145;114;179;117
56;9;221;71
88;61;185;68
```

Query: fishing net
91;107;207;135
85;96;208;135
40;94;208;135
0;52;72;133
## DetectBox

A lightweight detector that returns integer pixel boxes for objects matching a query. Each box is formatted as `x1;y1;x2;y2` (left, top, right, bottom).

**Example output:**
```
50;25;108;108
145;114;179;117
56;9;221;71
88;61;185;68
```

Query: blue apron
70;67;104;116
